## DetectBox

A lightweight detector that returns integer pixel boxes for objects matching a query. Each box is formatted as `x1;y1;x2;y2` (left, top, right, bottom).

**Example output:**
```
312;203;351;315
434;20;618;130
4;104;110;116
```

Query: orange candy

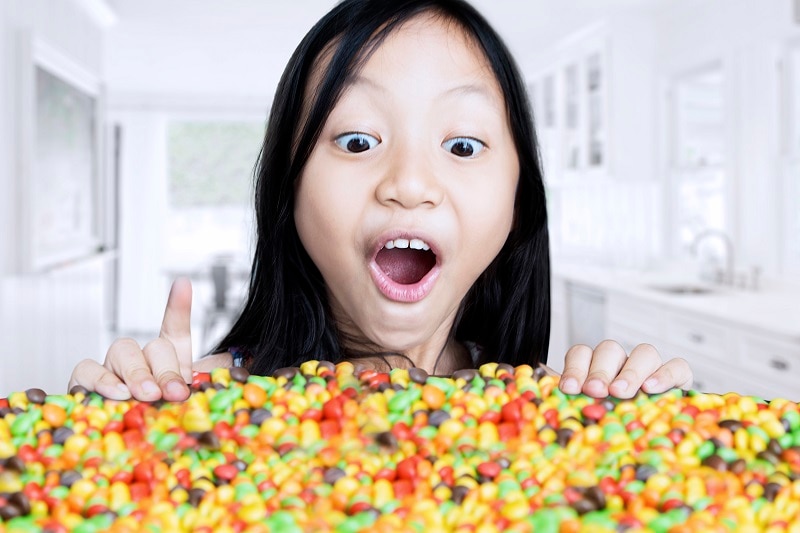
421;384;445;410
242;383;267;408
42;403;67;427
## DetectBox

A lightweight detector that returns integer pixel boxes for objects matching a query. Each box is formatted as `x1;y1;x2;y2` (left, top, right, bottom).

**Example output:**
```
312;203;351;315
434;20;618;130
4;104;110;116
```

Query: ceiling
103;0;674;60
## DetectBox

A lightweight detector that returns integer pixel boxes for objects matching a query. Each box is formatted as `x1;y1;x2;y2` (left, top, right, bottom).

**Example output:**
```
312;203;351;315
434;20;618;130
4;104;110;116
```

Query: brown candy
323;467;346;485
228;366;250;383
452;369;478;382
25;388;47;404
702;455;728;471
273;367;299;380
408;367;429;384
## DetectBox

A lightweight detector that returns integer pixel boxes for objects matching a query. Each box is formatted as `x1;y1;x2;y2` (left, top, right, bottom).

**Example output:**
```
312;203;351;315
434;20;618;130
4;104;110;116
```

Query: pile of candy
1;361;800;532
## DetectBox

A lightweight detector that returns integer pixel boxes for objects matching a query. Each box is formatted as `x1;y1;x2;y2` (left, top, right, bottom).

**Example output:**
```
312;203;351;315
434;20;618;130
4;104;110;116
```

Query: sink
647;283;717;295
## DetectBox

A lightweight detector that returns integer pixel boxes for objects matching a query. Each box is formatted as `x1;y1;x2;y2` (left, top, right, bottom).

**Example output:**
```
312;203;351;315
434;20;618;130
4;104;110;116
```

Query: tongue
375;248;436;285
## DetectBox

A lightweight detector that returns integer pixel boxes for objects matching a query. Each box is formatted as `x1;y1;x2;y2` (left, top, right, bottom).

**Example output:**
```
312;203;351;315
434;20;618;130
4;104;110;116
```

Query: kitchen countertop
552;262;800;342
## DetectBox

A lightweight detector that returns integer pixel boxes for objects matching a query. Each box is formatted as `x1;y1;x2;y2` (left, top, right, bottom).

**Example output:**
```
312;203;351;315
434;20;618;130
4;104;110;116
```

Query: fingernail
644;378;658;390
142;381;159;395
612;380;628;392
166;381;186;397
115;384;131;398
585;378;603;389
561;378;579;394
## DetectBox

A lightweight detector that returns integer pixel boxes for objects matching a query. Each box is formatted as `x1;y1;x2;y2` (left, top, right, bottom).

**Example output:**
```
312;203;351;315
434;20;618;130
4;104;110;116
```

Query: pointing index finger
160;277;194;383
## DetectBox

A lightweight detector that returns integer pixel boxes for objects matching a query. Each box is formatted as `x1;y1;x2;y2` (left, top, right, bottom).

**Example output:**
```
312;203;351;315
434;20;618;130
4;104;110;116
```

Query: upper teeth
384;238;430;251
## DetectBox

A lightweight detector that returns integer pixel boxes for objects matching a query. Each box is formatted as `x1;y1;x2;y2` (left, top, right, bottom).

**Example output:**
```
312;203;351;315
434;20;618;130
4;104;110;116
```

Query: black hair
214;0;550;375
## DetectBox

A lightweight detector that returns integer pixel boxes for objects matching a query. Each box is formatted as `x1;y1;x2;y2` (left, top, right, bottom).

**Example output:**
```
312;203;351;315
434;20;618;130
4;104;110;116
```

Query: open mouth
374;238;437;285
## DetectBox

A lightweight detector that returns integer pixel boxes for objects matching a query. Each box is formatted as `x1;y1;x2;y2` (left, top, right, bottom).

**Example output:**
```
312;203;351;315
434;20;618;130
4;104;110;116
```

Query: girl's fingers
104;337;162;401
559;344;593;395
607;343;663;399
68;359;131;400
641;357;693;393
581;340;628;398
143;338;191;401
159;278;194;384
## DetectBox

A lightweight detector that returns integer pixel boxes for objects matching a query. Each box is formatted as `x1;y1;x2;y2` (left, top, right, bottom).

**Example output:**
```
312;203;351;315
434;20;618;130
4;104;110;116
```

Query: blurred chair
200;254;246;352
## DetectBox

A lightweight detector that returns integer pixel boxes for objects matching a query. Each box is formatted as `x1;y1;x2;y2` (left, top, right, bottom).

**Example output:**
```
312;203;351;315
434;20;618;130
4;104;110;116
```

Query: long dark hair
214;0;550;375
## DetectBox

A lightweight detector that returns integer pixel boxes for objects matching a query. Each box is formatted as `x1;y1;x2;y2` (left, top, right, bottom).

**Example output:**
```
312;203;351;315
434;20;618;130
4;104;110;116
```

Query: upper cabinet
528;22;628;183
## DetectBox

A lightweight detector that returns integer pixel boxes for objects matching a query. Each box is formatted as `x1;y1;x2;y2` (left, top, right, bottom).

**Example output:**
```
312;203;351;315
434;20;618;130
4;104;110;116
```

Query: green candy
5;516;41;533
527;509;560;533
602;422;625;440
388;390;416;413
543;493;566;505
292;373;307;387
623;480;645;494
235;482;258;500
697;440;716;459
581;510;617;529
692;496;713;510
417;426;437;440
425;376;455;398
648;508;689;533
498;479;520;498
309;376;326;388
260;488;278;500
247;375;277;395
11;411;40;436
628;428;645;440
781;410;800;431
716;447;739;463
155;432;180;452
335;517;363;533
266;510;301;533
648;436;674;449
379;500;400;514
240;425;259;438
746;425;770;442
49;485;70;499
470;375;486;389
209;389;238;412
117;502;138;517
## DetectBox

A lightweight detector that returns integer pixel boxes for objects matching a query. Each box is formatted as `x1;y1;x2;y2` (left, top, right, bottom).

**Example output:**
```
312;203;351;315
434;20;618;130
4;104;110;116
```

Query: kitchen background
0;0;798;397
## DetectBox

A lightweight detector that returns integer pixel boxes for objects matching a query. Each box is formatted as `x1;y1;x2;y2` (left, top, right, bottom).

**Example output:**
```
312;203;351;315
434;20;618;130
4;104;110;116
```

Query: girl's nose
374;144;445;209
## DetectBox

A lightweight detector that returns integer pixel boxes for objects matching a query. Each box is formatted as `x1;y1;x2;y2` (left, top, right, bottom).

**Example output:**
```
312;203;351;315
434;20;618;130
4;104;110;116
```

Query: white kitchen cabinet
606;291;800;400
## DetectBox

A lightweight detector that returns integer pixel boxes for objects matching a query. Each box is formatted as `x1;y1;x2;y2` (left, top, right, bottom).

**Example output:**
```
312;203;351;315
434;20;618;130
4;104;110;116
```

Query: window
781;42;800;274
164;120;264;269
668;64;729;257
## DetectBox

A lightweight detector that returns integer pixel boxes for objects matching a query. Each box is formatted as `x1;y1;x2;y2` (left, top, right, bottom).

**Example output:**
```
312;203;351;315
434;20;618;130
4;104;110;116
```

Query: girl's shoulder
464;341;483;367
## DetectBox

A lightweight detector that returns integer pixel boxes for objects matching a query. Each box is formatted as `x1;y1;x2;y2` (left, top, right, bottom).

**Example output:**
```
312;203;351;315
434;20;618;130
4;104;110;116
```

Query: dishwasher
565;282;607;348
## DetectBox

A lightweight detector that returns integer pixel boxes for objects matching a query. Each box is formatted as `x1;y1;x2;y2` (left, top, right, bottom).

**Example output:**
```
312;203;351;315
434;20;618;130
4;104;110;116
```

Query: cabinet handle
769;359;789;371
689;332;705;344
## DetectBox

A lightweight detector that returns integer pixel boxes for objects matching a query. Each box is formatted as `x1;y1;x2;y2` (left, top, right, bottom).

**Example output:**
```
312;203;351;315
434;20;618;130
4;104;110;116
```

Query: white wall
653;0;799;277
529;0;800;276
0;0;109;395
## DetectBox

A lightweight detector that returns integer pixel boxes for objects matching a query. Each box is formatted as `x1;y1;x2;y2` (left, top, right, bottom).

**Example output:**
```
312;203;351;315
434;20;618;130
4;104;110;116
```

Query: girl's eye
334;132;380;153
442;137;486;158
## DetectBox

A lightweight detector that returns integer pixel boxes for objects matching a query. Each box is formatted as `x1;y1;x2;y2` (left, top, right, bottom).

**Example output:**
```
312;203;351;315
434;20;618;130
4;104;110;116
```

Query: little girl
69;0;691;402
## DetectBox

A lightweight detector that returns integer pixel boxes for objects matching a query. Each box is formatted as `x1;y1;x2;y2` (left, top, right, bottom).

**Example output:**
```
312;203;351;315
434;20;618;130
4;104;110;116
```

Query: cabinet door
738;331;800;400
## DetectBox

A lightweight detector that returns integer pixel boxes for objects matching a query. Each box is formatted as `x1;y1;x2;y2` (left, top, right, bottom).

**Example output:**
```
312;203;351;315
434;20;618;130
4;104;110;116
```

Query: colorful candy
1;363;800;531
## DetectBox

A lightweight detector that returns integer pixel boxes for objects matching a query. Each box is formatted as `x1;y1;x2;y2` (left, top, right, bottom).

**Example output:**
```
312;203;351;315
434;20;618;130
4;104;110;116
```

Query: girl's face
295;14;519;369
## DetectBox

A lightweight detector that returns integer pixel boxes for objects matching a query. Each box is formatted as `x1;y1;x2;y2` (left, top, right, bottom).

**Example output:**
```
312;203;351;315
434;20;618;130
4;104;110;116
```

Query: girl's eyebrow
348;74;498;105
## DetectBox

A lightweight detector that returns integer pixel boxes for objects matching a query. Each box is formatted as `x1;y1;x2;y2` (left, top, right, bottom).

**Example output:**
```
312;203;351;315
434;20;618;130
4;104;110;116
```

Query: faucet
690;229;734;285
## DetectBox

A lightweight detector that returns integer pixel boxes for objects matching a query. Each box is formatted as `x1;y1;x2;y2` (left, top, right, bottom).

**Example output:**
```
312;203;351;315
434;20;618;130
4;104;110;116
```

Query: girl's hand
67;278;196;402
557;340;692;399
